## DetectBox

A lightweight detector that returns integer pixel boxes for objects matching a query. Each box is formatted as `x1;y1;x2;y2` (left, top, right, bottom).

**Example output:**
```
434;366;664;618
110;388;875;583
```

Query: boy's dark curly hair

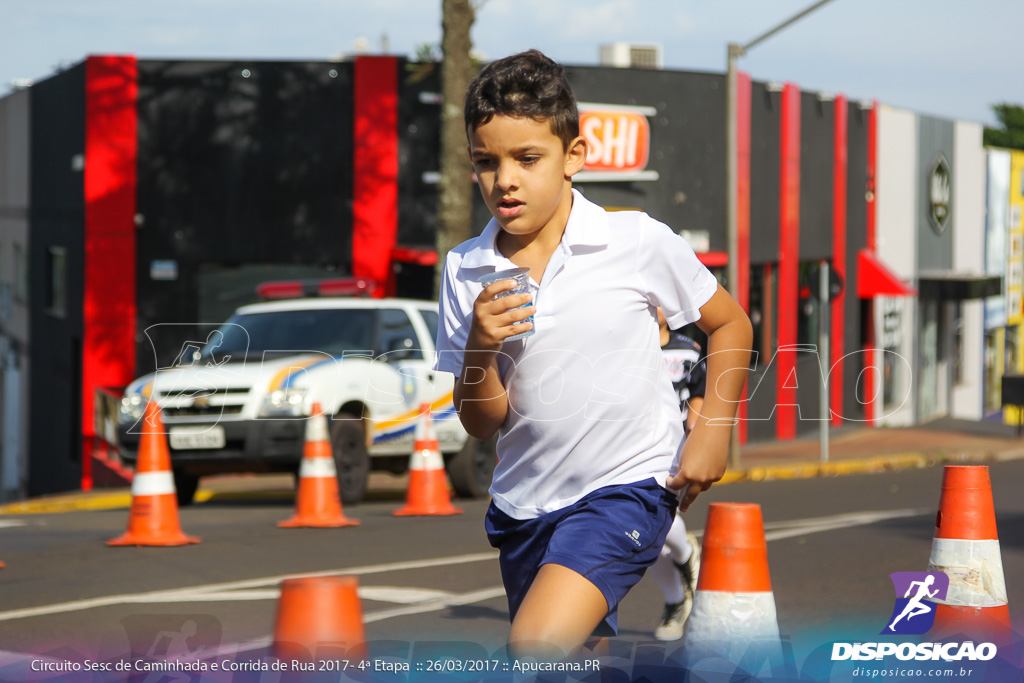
464;49;579;150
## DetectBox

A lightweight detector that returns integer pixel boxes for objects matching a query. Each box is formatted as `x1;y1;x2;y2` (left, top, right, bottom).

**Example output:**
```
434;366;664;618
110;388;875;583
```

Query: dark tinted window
420;309;439;346
205;308;374;358
378;309;423;359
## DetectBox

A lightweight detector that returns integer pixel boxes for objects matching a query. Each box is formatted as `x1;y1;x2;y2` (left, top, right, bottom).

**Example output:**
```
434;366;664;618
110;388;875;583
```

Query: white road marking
218;586;510;657
0;520;27;529
360;586;457;604
116;586;461;604
202;508;934;657
0;551;498;622
761;507;930;542
682;507;931;542
363;586;508;624
0;508;931;625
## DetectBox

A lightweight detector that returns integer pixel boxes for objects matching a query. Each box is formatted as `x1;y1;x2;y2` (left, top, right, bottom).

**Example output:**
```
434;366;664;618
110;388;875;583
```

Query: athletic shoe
653;599;691;641
674;532;701;598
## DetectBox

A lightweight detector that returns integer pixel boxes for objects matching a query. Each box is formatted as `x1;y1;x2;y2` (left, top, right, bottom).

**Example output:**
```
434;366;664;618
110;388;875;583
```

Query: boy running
651;310;705;641
434;49;751;659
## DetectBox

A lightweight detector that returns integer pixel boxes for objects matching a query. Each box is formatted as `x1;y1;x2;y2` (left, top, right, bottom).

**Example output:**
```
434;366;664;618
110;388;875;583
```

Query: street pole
726;43;741;471
725;0;836;470
820;260;830;463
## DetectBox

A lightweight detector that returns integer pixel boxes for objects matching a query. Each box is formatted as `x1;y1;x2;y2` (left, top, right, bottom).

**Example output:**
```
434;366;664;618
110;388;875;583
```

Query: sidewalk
3;419;1024;514
718;417;1024;484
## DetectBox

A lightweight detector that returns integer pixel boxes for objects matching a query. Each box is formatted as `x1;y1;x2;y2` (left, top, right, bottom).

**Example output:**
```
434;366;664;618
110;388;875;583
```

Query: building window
748;264;776;369
797;261;821;348
951;303;964;386
46;246;67;317
881;298;903;408
15;243;28;302
984;331;1002;415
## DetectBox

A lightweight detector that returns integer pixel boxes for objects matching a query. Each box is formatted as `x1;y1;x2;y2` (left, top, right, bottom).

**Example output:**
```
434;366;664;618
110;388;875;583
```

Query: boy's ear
564;136;587;178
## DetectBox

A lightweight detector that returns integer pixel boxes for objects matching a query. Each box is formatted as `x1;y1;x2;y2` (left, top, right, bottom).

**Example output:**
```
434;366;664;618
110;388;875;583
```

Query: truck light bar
256;278;377;300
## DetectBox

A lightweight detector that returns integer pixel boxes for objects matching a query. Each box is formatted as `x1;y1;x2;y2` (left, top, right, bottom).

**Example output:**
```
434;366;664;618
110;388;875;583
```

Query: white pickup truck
116;296;495;505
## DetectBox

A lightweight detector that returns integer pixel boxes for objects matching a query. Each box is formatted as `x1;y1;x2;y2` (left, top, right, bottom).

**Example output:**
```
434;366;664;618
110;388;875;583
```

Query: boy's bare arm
453;280;535;440
668;284;752;511
684;396;704;435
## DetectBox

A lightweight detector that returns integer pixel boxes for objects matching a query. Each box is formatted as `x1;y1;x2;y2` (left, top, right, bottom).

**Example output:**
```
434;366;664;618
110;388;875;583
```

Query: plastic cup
477;267;536;341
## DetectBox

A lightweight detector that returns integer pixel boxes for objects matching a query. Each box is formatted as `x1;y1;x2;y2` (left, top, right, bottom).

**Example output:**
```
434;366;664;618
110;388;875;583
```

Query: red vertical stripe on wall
83;56;138;489
776;83;801;441
831;95;847;427
736;71;752;444
863;102;879;425
352;56;399;298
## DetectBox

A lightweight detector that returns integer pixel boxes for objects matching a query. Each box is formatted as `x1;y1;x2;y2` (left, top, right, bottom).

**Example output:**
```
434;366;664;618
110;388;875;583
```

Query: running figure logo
882;571;949;635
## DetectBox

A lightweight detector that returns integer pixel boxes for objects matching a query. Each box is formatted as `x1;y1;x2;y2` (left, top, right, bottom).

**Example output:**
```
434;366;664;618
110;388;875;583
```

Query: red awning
390;246;438;266
696;251;729;267
857;249;917;298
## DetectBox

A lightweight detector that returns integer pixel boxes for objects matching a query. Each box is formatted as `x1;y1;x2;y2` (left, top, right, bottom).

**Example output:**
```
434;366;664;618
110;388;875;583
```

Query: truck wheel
330;413;369;504
173;470;200;507
447;435;497;499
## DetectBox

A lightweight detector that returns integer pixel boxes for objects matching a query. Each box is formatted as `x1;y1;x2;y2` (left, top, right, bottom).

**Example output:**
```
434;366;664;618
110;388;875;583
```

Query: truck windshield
201;309;375;360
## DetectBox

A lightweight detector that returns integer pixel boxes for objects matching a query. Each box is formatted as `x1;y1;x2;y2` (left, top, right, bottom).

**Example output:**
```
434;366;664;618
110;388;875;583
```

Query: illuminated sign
576;103;658;182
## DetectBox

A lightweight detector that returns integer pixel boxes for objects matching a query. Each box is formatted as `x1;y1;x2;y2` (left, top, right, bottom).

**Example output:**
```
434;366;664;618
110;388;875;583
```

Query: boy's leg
652;516;690;602
650;555;686;604
508;563;609;659
498;479;678;658
662;515;693;564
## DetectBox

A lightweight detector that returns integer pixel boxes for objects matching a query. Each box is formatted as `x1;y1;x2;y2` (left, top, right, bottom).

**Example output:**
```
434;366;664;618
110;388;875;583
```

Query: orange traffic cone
682;503;782;674
927;465;1011;641
107;402;200;546
273;576;367;661
279;403;358;528
394;404;462;517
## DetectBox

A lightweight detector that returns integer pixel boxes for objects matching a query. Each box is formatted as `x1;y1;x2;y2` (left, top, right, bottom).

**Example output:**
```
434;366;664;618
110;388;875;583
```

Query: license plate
169;426;226;450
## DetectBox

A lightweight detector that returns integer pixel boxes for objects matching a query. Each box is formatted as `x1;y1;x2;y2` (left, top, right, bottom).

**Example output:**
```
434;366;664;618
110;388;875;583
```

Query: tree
435;0;476;297
983;103;1024;151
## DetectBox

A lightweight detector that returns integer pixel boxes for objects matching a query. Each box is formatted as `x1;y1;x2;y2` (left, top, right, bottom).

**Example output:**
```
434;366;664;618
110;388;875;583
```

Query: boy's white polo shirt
435;189;717;520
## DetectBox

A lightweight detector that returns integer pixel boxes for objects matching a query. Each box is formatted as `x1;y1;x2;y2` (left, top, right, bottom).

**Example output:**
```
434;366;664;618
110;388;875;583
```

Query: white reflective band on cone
421;448;445;471
407;450;425;470
408;446;444;471
299;457;338;478
683;590;781;642
928;538;1008;608
132;471;176;496
681;591;783;676
306;414;331;442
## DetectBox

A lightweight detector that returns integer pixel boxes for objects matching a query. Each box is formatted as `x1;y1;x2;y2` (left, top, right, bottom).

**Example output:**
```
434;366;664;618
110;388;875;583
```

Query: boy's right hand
467;279;535;352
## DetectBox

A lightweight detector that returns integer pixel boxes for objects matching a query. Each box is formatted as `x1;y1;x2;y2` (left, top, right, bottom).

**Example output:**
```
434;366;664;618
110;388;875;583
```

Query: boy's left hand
666;425;730;512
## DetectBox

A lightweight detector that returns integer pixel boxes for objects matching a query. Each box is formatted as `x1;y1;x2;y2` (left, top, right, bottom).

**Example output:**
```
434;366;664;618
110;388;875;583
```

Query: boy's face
468;115;586;238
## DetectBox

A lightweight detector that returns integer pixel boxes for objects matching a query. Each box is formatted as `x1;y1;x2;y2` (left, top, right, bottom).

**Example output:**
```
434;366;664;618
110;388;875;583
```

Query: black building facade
4;54;892;495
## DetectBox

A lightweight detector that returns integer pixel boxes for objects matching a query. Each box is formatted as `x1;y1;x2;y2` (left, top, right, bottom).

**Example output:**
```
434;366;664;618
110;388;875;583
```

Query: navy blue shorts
485;478;678;636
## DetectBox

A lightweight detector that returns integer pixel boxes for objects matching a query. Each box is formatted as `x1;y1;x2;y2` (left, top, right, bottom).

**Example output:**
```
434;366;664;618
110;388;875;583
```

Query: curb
2;448;1021;515
719;448;1022;486
0;492;134;515
0;484;409;516
0;487;300;515
717;452;928;485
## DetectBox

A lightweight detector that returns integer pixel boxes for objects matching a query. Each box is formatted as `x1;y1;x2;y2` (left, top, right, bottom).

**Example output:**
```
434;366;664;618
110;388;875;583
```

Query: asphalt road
1;460;1022;678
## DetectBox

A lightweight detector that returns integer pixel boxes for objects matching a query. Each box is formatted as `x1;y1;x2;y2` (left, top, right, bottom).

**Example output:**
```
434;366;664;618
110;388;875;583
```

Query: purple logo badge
882;571;949;635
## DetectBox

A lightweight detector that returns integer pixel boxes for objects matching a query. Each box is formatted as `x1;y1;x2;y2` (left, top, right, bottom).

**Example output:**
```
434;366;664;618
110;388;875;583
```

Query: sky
0;0;1021;128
